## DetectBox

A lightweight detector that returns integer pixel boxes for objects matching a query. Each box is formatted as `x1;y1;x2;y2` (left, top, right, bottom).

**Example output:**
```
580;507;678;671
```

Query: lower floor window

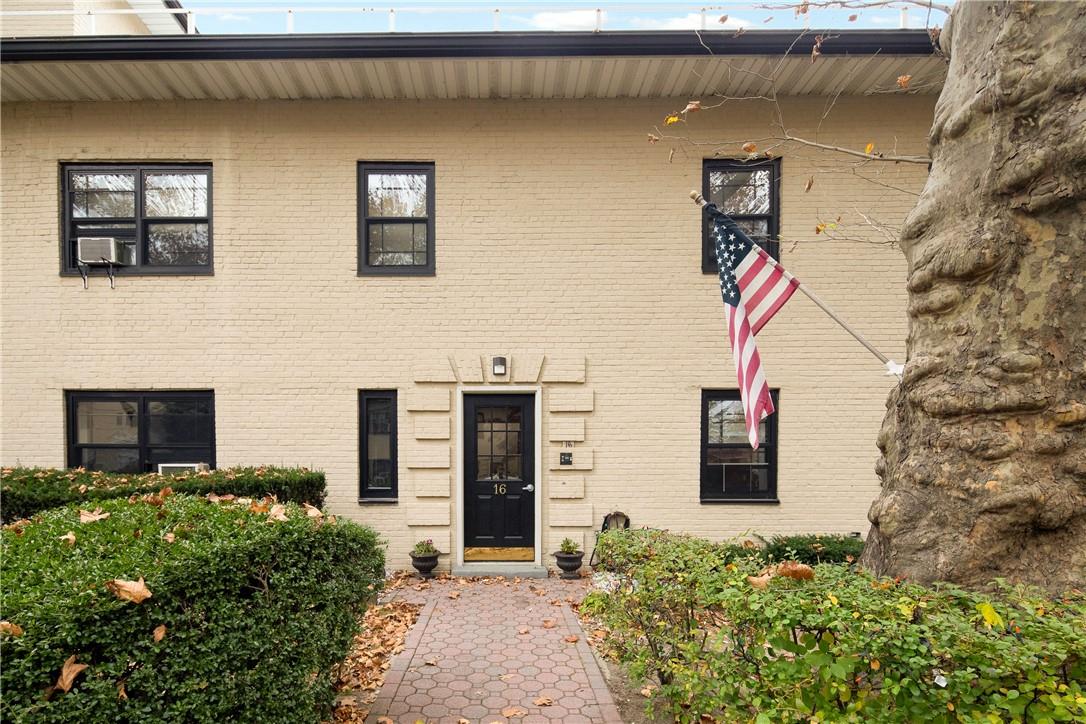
359;390;398;499
66;390;215;473
701;389;778;502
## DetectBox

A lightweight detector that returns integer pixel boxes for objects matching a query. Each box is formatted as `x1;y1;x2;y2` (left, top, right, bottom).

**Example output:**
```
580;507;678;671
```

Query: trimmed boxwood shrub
1;494;384;723
585;529;1086;723
763;533;866;565
1;467;325;523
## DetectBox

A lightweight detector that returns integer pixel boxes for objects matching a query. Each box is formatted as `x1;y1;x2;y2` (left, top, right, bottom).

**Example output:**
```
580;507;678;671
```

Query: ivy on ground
584;529;1086;723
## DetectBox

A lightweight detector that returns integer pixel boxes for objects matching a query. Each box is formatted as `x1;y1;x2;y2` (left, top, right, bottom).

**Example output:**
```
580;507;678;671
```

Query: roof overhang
0;30;946;102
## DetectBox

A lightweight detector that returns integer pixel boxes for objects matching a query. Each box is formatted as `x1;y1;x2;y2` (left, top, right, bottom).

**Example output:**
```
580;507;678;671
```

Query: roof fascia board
0;30;936;64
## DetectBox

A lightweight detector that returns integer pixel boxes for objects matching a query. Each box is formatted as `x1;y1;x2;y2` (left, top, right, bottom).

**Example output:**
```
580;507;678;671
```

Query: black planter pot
410;553;439;579
553;551;584;580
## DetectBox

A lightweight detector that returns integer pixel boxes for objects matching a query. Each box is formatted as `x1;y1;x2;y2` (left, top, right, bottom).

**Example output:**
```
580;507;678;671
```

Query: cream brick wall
0;2;152;37
0;96;933;568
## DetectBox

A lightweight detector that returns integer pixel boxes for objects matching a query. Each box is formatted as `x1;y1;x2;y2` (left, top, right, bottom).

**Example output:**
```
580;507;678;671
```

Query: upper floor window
62;163;212;274
701;389;778;503
702;158;780;272
66;390;215;473
358;162;435;275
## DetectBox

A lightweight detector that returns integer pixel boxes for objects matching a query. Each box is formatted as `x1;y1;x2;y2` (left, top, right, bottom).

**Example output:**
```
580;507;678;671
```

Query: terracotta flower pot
410;553;439;579
553;551;584;580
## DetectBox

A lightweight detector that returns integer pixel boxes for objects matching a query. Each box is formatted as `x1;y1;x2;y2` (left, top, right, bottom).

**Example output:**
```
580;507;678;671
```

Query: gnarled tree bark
861;0;1086;592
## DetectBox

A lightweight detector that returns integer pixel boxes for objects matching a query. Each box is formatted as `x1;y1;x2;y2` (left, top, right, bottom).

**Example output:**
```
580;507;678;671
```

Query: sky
177;1;945;35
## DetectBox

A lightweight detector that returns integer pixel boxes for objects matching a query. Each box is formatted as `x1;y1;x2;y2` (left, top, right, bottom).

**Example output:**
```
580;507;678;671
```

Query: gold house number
493;483;507;495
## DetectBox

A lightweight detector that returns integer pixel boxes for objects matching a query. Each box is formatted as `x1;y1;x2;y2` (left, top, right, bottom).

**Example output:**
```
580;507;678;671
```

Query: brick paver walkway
367;575;621;724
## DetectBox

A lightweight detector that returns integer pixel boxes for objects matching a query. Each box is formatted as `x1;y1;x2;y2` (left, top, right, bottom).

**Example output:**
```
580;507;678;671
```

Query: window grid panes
475;406;523;481
701;390;778;502
702;158;780;272
67;391;215;473
360;390;398;499
62;164;212;274
358;163;435;275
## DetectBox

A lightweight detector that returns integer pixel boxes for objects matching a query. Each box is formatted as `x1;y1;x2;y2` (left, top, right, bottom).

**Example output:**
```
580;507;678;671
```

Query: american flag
708;205;800;449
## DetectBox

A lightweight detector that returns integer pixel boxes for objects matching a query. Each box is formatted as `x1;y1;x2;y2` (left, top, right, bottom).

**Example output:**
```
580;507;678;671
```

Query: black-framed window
358;163;435;275
702;158;780;272
66;390;215;473
61;163;212;275
700;389;778;503
359;390;398;500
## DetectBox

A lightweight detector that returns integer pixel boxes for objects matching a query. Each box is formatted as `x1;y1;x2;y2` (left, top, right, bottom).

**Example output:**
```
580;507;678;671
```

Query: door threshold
452;563;548;579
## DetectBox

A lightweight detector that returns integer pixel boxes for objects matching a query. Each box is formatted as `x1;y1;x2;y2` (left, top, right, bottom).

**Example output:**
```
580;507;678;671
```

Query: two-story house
0;1;945;573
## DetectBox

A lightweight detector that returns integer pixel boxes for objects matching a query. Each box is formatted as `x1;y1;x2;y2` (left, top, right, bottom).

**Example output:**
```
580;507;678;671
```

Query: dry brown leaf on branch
0;620;24;637
897;74;913;89
105;577;152;604
59;531;76;546
804;176;814;193
79;508;110;523
153;624;167;642
865;142;875;154
563;634;579;644
533;696;553;706
663;113;681;126
777;561;815;581
742;142;757;153
541;618;556;629
501;706;528;718
684;100;702;113
747;574;772;590
848;14;858;21
718;14;728;24
55;655;88;693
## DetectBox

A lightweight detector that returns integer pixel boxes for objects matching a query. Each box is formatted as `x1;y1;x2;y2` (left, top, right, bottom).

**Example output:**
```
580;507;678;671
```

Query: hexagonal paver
365;577;621;723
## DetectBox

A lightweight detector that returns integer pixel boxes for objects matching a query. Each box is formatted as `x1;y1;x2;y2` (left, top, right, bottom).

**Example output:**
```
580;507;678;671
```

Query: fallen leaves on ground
59;531;76;546
501;705;528;717
153;625;167;642
332;600;422;723
640;685;656;697
541;618;556;629
533;696;553;706
106;577;152;604
55;655;88;693
518;627;530;635
447;590;460;599
79;508;110;523
267;504;289;522
563;634;580;644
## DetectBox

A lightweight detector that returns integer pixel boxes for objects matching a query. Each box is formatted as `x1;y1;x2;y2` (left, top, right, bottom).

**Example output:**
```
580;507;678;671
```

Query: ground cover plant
1;493;384;723
584;529;1086;723
0;466;325;522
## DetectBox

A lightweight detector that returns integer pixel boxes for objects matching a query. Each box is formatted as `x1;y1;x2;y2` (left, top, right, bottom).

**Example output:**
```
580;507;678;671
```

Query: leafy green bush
584;529;1086;723
1;494;384;723
763;533;866;565
1;466;326;523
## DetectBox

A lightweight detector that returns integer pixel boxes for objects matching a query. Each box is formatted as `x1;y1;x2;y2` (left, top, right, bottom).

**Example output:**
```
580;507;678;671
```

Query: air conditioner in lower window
77;237;129;265
157;463;211;475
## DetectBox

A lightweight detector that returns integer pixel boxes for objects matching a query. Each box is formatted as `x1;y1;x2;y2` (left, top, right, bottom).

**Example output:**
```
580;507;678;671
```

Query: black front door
464;394;535;556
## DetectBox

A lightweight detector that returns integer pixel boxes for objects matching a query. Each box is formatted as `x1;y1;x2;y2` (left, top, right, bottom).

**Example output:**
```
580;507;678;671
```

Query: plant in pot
410;539;440;579
553;537;584;580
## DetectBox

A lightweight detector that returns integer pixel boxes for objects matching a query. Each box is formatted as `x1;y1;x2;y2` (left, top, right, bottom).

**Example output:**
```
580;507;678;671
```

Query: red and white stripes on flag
710;210;800;448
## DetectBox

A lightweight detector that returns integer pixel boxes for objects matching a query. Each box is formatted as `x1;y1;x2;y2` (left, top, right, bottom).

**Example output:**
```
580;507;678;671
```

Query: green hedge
763;533;866;565
585;529;1086;723
1;467;325;523
1;494;384;723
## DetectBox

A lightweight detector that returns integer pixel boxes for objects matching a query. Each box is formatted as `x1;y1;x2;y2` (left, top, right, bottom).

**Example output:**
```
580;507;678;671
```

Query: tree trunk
861;0;1086;592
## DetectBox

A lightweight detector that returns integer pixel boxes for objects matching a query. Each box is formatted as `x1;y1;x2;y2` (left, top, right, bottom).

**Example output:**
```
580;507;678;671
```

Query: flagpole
690;191;904;378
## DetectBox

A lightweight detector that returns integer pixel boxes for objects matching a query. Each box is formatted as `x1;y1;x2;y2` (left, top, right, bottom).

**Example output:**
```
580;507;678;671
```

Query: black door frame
462;392;537;556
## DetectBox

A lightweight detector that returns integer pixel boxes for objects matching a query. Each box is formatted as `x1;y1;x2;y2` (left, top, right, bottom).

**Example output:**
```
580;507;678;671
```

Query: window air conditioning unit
77;237;128;265
158;463;211;475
